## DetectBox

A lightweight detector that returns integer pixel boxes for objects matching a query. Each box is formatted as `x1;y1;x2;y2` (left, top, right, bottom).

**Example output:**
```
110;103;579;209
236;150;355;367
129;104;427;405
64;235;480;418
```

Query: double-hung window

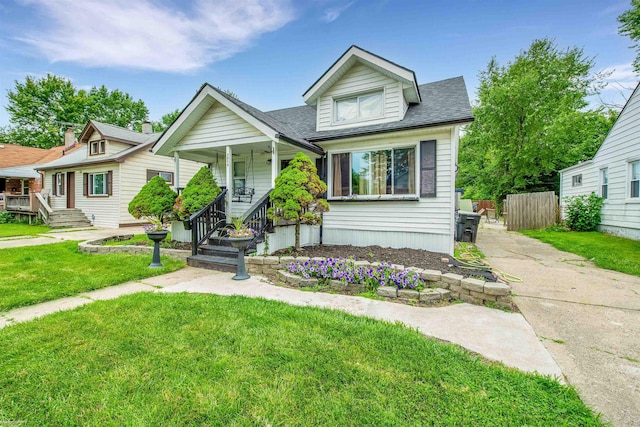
89;172;107;196
89;140;105;155
331;147;416;198
631;160;640;199
334;90;384;123
600;168;608;199
54;172;64;196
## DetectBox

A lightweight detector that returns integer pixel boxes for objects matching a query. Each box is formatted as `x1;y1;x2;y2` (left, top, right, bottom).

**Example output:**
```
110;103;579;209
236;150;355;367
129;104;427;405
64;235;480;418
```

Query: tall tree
153;109;180;132
4;74;149;148
456;39;616;205
619;0;640;73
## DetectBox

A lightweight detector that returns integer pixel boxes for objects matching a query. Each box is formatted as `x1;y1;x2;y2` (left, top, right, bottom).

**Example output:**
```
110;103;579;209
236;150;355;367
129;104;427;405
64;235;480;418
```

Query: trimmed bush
128;176;177;227
563;192;604;231
175;167;221;220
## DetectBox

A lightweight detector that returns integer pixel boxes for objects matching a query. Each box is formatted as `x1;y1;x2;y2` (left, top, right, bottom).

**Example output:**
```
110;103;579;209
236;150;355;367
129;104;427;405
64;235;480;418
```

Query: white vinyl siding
317;63;405;131
176;102;264;149
118;149;204;225
560;84;640;238
318;129;454;253
45;166;120;228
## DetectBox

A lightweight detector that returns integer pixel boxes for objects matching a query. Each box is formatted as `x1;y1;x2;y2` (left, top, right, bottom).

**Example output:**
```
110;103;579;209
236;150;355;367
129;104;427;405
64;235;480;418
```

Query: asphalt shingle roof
89;121;161;145
266;77;473;142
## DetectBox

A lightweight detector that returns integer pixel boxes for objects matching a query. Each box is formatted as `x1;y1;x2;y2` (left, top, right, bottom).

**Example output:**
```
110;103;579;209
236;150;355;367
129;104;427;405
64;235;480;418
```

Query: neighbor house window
146;170;174;185
21;180;29;196
334;90;384;123
572;174;582;187
331;147;416;197
631;160;640;199
600;168;608;199
54;173;64;196
89;173;107;196
89;140;105;155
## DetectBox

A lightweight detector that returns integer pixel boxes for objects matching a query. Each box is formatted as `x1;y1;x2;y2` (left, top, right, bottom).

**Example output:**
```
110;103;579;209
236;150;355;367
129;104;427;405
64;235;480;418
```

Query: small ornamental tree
268;152;329;250
128;176;177;230
563;192;605;232
174;166;221;220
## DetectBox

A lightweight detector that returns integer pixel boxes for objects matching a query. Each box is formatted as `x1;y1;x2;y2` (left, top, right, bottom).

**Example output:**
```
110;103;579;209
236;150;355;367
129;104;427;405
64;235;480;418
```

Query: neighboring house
560;82;640;240
153;45;473;254
37;120;204;228
0;141;73;212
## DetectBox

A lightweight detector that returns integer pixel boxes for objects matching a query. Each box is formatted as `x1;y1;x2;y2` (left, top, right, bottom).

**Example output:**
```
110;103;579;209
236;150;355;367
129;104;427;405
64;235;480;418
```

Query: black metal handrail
243;189;273;247
190;188;227;255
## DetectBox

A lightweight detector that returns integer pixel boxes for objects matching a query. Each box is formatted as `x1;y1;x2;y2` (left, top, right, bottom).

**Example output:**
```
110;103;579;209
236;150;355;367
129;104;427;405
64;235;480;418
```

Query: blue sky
0;0;637;127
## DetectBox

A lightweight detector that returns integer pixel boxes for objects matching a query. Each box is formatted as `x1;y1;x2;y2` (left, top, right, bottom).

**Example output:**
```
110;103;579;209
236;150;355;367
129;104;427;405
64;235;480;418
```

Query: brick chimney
64;127;75;148
141;121;152;134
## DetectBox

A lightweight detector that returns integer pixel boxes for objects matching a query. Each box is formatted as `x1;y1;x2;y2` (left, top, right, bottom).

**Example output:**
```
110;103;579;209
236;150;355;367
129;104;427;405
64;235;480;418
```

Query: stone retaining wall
248;255;512;309
79;235;190;262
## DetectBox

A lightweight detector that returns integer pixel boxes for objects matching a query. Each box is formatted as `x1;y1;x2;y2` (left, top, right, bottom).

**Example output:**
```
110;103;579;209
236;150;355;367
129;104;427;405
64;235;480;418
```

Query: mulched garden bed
273;244;486;279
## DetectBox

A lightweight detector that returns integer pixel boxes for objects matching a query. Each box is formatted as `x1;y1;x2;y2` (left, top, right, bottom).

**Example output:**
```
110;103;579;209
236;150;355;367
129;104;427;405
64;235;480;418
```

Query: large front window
89;173;107;196
334;91;384;123
331;147;415;198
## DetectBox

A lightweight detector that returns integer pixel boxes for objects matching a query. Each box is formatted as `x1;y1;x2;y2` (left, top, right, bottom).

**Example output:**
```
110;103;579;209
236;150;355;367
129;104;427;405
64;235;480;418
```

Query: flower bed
285;258;425;292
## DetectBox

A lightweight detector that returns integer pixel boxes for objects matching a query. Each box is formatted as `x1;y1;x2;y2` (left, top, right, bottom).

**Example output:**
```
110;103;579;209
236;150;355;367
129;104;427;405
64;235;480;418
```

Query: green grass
454;242;486;260
521;229;640;277
0;223;51;237
0;293;601;426
0;241;184;311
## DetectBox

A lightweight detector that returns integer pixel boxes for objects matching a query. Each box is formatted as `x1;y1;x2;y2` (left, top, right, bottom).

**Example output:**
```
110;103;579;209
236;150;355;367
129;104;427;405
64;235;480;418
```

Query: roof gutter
277;133;325;156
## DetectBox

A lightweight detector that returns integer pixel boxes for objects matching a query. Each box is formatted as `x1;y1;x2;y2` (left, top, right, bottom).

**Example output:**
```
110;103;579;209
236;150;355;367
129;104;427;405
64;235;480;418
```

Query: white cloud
322;1;353;23
16;0;295;73
592;62;638;109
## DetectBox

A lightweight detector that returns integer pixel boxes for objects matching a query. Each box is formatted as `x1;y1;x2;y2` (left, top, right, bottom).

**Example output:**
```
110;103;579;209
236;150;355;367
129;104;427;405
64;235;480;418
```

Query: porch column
271;141;278;187
173;151;180;192
226;145;233;222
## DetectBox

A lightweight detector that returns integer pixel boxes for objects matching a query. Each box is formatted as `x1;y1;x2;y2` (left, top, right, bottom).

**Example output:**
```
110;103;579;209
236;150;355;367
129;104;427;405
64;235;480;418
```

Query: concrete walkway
476;223;640;427
0;266;562;378
0;227;137;249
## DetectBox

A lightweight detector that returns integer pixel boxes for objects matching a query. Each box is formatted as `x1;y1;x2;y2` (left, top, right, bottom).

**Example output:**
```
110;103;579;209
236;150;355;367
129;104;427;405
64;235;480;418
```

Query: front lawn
0;223;51;238
0;293;601;426
0;241;183;311
521;229;640;277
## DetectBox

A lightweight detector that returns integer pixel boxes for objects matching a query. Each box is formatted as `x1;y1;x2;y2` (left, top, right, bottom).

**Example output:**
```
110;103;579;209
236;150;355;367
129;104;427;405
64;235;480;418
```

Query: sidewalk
0;267;562;378
0;227;136;249
476;223;640;427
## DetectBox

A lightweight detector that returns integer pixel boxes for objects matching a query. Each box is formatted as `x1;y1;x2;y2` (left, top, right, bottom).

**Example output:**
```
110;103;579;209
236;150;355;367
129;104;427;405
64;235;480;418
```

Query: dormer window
89;140;105;155
334;90;384;123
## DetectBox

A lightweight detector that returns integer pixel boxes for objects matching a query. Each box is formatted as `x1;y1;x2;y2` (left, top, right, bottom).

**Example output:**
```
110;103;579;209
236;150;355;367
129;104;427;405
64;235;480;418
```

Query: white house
153;46;474;255
38;120;204;228
560;82;640;240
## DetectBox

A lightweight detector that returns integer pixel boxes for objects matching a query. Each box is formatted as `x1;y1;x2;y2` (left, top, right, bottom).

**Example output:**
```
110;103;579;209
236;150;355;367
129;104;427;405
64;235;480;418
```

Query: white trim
331;88;385;126
449;126;460;256
628;159;640;200
599;167;608;200
174;151;180;189
225;145;233;222
173;135;272;152
88;172;108;196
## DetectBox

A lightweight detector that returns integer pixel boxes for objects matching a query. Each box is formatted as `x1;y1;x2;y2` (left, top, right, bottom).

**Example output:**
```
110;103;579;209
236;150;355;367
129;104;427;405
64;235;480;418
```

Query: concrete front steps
47;209;92;228
187;236;255;272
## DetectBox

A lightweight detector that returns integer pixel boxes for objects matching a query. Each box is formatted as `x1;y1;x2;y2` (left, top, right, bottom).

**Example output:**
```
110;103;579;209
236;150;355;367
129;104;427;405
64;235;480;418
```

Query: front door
66;172;75;208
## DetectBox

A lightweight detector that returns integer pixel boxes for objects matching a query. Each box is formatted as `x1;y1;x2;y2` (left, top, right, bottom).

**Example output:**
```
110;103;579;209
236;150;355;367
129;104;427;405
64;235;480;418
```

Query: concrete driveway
476;223;640;427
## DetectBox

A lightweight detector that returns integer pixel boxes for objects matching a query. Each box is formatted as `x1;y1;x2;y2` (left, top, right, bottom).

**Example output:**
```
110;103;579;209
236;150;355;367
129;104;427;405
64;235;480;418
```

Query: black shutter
420;140;437;197
60;174;65;196
107;171;113;196
52;175;57;196
83;173;88;196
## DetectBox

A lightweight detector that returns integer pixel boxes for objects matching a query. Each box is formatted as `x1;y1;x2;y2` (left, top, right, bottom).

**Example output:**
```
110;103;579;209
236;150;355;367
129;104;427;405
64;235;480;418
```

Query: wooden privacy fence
505;191;558;231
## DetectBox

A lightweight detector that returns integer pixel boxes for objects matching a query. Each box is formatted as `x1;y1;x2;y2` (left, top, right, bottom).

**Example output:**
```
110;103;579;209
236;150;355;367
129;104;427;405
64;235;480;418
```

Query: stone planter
146;231;168;268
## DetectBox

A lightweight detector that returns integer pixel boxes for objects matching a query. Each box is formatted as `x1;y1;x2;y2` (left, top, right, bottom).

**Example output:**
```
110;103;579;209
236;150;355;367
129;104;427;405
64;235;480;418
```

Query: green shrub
0;211;15;224
128;176;177;228
174;167;221;220
563;193;604;232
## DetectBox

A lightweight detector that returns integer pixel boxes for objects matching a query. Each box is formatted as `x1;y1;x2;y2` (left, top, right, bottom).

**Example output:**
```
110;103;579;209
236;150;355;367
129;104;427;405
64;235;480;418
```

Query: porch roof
0;164;41;179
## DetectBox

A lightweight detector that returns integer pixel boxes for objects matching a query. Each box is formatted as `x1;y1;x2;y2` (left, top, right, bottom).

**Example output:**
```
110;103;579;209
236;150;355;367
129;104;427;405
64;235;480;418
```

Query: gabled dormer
303;46;421;132
78;120;155;157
